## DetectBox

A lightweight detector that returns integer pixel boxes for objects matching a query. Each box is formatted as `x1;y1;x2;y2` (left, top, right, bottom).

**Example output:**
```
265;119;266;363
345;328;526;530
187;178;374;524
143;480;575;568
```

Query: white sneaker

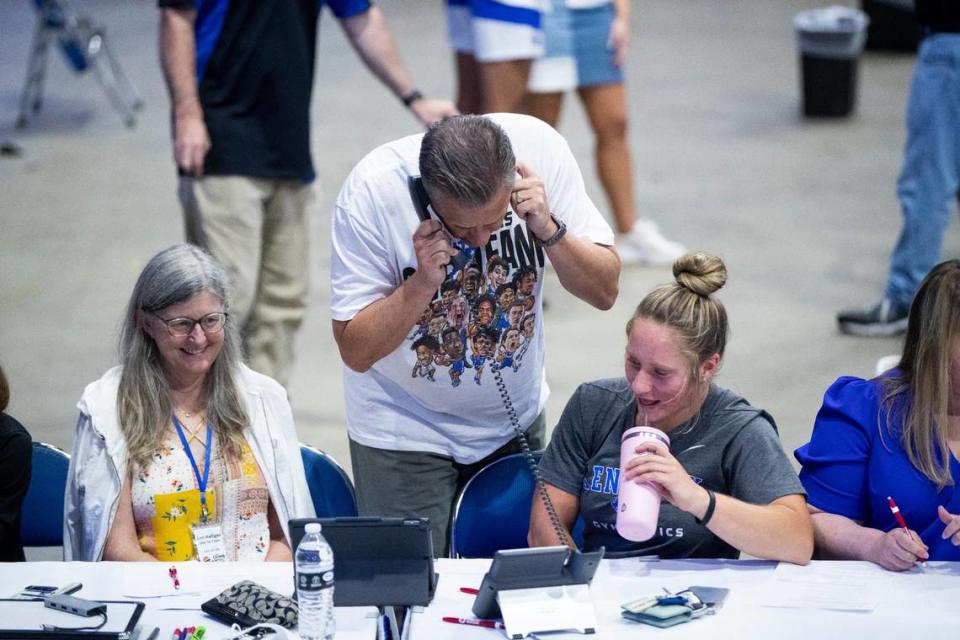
616;219;686;265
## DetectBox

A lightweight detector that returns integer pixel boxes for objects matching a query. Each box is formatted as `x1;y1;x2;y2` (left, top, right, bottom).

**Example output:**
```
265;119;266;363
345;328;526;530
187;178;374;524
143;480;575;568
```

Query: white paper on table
745;561;889;612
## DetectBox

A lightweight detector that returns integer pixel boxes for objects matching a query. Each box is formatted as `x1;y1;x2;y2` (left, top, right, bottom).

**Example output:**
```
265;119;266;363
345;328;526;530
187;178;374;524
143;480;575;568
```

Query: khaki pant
178;176;312;387
348;412;546;557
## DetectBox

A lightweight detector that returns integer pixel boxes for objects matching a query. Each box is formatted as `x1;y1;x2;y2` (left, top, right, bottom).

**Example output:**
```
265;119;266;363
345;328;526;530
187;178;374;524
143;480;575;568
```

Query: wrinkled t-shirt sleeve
329;183;397;322
539;384;593;497
794;376;876;521
722;410;805;506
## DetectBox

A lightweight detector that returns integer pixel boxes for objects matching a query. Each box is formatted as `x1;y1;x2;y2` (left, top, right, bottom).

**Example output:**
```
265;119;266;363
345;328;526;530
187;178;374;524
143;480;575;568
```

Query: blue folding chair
299;444;358;518
20;442;70;547
449;451;584;558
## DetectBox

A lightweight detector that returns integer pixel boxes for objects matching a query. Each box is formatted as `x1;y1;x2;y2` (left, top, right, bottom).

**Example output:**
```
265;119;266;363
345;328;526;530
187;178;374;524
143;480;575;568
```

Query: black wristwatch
401;89;423;108
539;214;567;247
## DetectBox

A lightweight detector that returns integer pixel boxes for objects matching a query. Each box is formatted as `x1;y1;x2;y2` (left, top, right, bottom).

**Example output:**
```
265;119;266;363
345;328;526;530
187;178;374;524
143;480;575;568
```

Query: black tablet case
0;599;144;640
288;517;438;607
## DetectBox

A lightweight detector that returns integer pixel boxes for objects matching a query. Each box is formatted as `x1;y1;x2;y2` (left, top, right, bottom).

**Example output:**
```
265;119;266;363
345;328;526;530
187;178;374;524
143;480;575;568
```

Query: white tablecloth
3;558;958;639
0;561;376;640
410;557;960;640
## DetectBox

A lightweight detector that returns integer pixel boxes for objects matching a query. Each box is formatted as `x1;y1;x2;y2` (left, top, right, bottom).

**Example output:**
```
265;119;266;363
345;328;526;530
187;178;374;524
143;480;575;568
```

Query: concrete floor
2;0;957;492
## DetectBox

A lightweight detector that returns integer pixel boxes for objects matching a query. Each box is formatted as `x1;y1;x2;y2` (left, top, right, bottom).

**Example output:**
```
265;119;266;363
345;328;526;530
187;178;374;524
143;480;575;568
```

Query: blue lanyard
172;415;213;521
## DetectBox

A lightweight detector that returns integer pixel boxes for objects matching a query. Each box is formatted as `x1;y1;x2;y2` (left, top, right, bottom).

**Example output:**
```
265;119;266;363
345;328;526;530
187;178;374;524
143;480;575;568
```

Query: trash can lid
794;5;869;34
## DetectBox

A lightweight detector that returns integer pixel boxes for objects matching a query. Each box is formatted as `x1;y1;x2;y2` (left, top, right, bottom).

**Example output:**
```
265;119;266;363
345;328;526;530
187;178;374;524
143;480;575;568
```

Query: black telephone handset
407;176;475;272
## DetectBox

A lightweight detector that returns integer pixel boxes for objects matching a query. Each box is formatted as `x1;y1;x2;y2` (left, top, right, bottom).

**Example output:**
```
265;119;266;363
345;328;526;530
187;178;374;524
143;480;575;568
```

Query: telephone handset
407;176;474;272
406;175;578;550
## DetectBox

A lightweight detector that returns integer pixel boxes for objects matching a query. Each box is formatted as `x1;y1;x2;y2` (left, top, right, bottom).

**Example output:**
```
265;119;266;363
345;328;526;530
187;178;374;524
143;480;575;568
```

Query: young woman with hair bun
529;252;813;563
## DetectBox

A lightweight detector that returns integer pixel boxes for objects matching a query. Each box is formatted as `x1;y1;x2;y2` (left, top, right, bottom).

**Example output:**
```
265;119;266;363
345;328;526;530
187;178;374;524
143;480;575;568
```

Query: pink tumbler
616;426;670;541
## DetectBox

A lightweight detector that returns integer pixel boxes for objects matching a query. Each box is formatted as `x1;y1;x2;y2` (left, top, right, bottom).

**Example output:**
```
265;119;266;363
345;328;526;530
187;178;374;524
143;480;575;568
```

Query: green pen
188;626;205;640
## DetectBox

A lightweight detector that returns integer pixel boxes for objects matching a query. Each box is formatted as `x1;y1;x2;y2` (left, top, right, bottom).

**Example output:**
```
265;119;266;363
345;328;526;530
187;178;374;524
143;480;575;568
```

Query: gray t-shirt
540;378;804;559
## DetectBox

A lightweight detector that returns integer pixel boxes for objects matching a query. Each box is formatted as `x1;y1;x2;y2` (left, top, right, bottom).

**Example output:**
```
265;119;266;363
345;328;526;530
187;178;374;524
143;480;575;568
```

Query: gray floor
2;0;956;491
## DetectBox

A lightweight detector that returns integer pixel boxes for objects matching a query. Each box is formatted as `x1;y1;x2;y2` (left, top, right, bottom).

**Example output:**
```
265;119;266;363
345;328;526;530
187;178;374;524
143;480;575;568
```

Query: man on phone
330;114;620;554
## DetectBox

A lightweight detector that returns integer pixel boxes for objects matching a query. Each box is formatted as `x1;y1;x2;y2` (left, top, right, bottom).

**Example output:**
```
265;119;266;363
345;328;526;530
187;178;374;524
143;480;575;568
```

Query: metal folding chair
449;451;585;558
17;0;143;128
20;441;70;547
299;444;358;518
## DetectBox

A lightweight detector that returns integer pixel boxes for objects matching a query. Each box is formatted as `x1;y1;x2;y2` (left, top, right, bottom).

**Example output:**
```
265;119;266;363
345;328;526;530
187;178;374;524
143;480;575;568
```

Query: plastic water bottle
296;522;335;640
616;426;670;541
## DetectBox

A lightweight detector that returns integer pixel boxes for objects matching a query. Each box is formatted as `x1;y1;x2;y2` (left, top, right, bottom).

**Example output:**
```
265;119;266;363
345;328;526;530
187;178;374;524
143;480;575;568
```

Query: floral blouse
131;429;271;561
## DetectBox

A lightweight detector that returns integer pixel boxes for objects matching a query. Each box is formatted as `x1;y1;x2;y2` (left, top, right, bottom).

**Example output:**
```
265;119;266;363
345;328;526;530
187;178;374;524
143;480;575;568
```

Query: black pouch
200;580;298;629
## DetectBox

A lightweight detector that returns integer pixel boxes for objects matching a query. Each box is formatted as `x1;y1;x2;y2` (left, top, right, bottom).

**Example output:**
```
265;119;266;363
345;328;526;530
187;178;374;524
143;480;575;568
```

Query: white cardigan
64;364;316;561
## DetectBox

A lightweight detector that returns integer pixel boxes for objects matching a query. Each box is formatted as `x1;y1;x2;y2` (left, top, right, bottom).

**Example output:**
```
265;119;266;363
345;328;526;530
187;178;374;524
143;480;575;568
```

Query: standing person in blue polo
837;0;960;336
159;0;457;386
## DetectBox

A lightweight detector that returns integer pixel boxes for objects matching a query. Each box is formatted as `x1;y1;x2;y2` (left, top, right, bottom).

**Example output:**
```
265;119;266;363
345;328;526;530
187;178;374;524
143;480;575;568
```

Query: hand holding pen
873;496;929;572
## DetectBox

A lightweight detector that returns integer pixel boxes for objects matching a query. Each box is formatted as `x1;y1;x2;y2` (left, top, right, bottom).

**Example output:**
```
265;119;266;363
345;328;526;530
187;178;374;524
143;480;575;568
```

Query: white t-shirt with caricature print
330;113;614;464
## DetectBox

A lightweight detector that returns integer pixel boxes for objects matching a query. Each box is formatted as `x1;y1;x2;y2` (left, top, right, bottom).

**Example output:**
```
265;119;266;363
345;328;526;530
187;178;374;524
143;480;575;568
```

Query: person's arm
511;161;619;310
528;482;580;549
158;7;210;175
339;7;458;126
265;501;292;561
608;0;630;67
808;505;928;571
102;475;157;562
333;219;459;372
624;440;814;565
0;425;31;556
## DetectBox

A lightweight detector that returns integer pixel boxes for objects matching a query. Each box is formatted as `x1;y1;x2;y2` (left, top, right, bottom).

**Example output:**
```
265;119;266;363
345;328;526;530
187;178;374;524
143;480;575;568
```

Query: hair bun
673;252;727;297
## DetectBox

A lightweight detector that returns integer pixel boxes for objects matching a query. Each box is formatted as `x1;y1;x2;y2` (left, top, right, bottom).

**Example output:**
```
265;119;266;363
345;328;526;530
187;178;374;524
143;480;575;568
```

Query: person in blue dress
796;259;960;569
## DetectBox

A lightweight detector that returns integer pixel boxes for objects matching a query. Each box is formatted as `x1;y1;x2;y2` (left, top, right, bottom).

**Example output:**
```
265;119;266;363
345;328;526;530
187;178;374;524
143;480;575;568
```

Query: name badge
191;521;228;562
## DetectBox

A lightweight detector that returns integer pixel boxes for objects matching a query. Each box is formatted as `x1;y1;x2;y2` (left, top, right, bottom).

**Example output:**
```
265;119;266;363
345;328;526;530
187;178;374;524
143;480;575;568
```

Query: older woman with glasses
65;244;314;562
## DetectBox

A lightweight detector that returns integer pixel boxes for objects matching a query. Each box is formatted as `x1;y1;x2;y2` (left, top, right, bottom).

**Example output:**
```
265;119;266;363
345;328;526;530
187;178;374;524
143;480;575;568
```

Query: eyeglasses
151;311;228;337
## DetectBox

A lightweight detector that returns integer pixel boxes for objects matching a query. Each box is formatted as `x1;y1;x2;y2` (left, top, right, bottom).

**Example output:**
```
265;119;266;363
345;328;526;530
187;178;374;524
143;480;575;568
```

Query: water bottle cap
305;522;322;534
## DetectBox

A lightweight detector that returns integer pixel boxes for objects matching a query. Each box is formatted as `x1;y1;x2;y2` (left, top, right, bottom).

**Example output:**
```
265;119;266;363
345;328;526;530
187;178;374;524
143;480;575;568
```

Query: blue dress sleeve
795;376;882;522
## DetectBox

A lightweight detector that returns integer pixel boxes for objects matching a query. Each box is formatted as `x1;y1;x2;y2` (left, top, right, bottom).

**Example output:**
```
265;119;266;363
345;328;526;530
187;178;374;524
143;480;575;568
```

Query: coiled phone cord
492;366;576;549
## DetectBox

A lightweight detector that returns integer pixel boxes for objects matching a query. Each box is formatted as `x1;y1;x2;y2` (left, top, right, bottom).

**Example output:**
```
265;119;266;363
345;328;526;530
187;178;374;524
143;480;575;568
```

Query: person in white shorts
446;0;546;113
526;0;686;265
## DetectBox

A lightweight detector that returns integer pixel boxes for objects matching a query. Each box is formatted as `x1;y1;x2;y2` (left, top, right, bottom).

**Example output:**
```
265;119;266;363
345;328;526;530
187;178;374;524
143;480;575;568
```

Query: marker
887;496;925;564
442;617;506;630
145;628;160;640
459;587;479;595
168;566;180;590
171;629;181;640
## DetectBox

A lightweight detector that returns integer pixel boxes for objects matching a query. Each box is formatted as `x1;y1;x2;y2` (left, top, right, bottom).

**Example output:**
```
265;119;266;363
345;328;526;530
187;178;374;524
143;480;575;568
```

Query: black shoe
837;299;909;337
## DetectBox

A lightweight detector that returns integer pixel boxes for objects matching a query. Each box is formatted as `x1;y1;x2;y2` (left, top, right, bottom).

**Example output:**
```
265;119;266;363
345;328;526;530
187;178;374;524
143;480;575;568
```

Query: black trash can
795;7;870;117
862;0;922;52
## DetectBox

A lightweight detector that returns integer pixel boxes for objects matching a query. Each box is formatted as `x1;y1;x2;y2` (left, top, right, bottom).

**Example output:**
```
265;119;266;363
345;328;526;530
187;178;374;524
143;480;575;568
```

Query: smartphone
11;583;82;599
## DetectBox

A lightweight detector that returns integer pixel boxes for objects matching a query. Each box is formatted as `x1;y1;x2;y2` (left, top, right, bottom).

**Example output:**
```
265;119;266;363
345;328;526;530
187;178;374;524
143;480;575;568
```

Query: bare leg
479;59;533;113
577;83;634;234
523;91;564;128
455;52;484;114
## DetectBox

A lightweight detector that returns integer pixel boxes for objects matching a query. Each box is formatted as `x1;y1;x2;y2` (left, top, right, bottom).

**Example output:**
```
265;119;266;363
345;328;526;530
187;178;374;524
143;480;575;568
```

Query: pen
459;587;479;595
171;629;181;640
168;566;180;590
442;617;505;630
145;628;160;640
887;496;925;564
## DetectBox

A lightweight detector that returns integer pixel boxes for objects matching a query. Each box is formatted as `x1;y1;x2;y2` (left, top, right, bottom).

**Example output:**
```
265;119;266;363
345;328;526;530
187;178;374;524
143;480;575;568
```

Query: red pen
459;587;479;595
887;496;925;563
168;566;181;590
442;617;505;630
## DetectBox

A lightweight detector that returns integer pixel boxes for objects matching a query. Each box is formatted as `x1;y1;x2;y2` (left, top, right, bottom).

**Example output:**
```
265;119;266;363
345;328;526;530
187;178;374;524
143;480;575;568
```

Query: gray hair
117;244;248;472
419;115;516;207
